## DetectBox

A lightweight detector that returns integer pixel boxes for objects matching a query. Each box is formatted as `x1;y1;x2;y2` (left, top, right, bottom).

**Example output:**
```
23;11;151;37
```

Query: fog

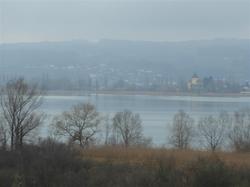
0;0;249;43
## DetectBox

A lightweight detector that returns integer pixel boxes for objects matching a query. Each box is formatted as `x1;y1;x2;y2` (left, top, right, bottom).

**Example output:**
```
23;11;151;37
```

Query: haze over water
40;94;250;145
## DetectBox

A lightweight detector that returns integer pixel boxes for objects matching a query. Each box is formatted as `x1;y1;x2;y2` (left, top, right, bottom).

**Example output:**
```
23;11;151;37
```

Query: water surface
40;94;250;145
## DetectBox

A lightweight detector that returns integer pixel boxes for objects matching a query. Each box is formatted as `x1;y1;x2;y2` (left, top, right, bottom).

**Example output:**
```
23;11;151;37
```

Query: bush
0;139;92;187
1;144;250;187
186;156;234;187
154;156;185;187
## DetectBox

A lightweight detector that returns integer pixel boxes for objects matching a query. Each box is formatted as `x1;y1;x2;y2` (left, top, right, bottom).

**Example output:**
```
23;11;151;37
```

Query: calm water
40;94;250;145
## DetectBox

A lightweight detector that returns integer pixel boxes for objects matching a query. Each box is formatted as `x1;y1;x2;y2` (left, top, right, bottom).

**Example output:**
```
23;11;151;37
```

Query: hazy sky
0;0;249;43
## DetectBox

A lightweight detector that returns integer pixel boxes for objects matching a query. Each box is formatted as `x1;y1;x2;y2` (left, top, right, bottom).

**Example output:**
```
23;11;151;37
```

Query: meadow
1;141;250;187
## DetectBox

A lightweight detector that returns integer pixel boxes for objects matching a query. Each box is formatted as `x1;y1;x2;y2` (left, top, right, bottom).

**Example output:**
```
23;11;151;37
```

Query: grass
2;143;250;187
82;146;250;167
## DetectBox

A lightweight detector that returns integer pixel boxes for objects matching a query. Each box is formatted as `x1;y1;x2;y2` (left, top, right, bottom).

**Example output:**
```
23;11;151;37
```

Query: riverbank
45;90;250;97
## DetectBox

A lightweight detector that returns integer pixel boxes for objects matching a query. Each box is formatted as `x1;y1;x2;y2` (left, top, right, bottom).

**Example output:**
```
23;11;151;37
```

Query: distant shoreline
44;90;250;98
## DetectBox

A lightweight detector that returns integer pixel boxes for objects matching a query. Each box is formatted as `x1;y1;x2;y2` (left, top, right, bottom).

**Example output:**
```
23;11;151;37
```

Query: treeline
168;109;250;152
1;78;250;186
37;76;243;93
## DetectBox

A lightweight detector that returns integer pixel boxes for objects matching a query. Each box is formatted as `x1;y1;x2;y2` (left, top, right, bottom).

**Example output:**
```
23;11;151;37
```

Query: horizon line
0;37;250;45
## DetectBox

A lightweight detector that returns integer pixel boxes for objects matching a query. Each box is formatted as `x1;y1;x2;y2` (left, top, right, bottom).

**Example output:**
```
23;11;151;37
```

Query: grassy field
82;146;250;167
1;143;250;187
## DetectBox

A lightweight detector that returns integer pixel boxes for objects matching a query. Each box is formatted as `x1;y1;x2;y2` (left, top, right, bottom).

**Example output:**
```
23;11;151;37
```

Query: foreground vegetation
1;140;250;187
1;78;250;186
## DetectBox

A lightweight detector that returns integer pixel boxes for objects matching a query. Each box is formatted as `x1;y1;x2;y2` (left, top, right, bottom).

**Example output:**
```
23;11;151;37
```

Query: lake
40;94;250;145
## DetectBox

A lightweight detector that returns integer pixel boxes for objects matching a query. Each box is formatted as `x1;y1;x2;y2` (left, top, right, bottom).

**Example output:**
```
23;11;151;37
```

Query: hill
0;39;249;81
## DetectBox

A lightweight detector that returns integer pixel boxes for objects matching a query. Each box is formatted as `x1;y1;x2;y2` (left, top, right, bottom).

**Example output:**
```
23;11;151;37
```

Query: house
187;73;202;91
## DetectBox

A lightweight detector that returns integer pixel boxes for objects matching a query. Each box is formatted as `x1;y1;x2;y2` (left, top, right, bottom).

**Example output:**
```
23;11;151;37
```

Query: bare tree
229;108;250;152
198;113;228;152
0;115;8;150
0;78;43;150
103;115;112;145
53;103;101;148
168;110;195;149
112;110;150;147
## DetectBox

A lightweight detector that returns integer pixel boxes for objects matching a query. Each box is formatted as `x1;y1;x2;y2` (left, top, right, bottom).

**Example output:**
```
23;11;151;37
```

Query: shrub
186;156;234;187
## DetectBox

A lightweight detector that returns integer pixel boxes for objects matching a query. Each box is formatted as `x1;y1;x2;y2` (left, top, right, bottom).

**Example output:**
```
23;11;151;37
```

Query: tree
53;103;101;148
112;110;150;147
198;113;228;152
0;78;43;150
229;108;250;152
203;76;215;92
103;115;112;145
169;110;195;149
0;115;8;150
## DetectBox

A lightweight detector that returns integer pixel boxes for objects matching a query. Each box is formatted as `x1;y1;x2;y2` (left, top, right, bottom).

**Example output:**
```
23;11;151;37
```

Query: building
187;73;202;91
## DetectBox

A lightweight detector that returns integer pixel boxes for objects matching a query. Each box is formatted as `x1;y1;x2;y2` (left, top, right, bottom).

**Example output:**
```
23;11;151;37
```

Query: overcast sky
0;0;249;43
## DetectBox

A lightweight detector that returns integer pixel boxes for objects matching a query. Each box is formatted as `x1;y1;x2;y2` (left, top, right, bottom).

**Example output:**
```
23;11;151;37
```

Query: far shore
44;90;250;98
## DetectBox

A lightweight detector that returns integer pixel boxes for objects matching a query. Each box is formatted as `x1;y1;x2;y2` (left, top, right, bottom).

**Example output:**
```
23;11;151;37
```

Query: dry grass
82;146;250;167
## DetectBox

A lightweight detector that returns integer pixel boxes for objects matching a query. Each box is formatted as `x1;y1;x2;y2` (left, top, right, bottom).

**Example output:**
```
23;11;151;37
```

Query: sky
0;0;250;43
